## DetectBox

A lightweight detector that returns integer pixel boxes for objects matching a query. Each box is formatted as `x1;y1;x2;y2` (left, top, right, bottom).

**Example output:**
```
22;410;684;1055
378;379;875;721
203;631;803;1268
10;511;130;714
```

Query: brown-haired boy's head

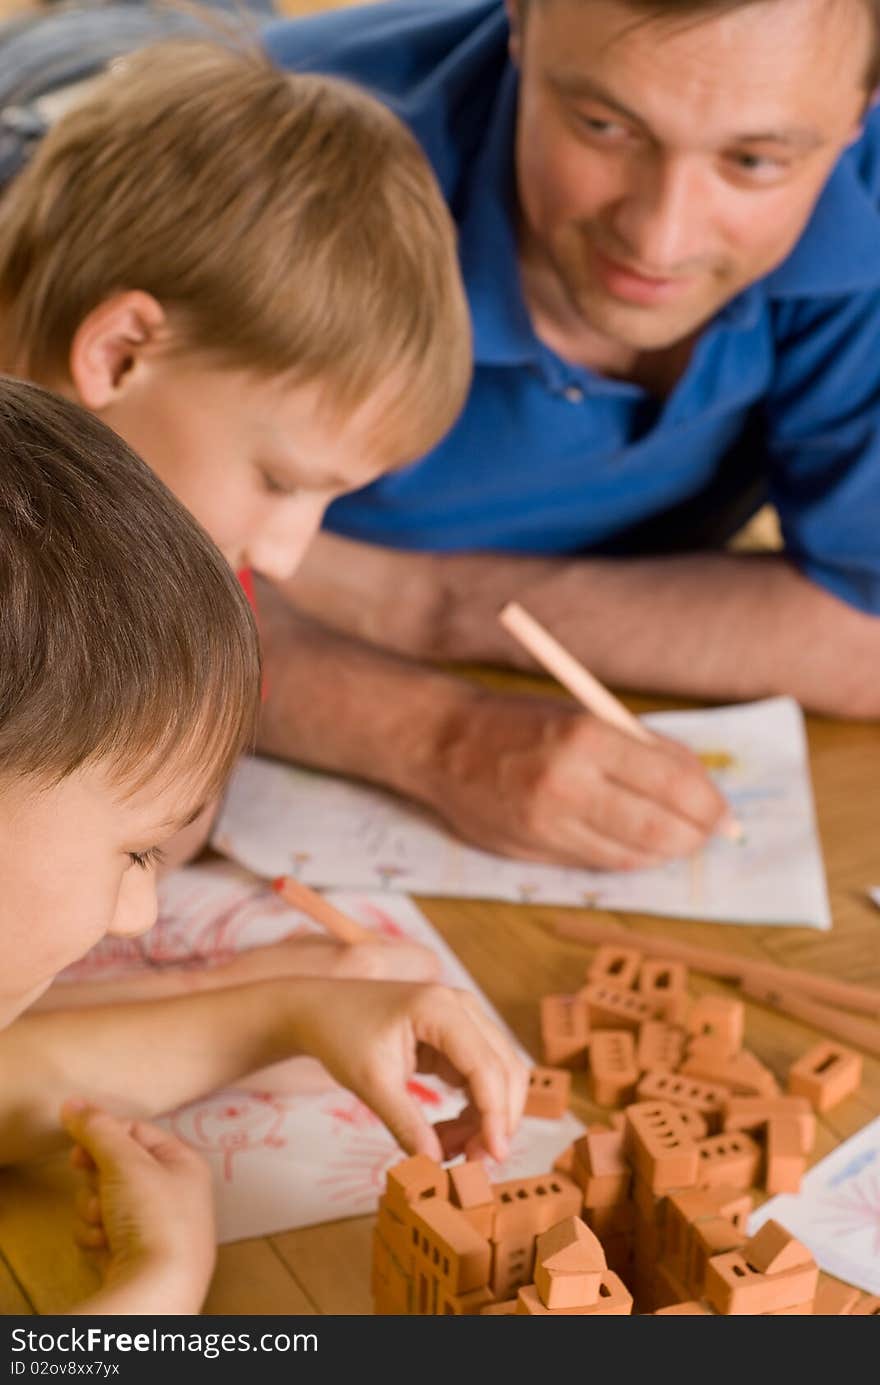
0;376;260;1025
0;41;473;580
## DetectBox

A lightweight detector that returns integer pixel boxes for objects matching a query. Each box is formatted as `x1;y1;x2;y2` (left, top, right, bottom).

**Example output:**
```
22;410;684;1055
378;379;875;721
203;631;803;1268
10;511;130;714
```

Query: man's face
0;763;208;1027
96;362;403;582
512;0;871;351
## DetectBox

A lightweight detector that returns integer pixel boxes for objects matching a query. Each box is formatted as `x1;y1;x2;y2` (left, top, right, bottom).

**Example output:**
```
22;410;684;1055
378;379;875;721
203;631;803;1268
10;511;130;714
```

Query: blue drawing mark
829;1148;878;1188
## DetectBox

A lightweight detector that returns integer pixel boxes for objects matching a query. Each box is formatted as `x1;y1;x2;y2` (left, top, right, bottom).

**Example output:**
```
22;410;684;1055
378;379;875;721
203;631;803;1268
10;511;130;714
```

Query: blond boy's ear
68;292;167;411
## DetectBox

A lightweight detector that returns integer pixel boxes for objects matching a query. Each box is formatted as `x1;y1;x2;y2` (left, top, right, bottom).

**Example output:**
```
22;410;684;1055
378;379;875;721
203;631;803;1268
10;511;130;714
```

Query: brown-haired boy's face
93;362;399;583
0;765;206;1027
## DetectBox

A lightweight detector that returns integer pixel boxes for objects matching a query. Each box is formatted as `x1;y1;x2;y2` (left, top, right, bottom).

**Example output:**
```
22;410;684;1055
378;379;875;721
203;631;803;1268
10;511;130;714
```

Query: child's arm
60;1104;216;1316
31;930;439;1011
0;978;528;1166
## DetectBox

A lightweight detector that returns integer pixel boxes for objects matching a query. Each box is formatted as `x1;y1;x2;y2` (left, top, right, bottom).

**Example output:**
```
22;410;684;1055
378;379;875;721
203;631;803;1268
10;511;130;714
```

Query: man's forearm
255;576;480;803
0;979;318;1164
367;548;880;719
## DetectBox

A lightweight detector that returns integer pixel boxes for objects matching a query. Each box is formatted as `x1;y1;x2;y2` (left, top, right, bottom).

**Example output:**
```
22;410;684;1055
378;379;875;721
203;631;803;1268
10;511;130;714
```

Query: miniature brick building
372;945;870;1316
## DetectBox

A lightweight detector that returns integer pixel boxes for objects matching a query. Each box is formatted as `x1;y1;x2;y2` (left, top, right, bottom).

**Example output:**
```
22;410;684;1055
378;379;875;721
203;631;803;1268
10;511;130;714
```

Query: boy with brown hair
0;378;527;1313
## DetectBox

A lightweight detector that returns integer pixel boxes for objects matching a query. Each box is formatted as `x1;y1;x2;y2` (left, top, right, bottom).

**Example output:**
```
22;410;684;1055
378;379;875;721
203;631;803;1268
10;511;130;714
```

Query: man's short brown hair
517;0;880;90
0;40;472;463
0;376;260;796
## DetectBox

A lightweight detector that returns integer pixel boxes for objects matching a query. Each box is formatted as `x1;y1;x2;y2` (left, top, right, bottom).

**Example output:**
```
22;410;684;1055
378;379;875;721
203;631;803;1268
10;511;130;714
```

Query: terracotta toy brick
525;1065;572;1119
385;1154;448;1220
704;1250;818;1315
572;1129;631;1207
586;944;643;989
479;1299;519;1315
636;1070;728;1131
602;1232;633;1279
653;1261;693;1311
588;1029;639;1107
686;1216;747;1298
813;1276;861;1315
377;1197;416;1272
636;1020;686;1073
625;1101;701;1192
534;1216;605;1309
540;994;590;1069
372;1233;414;1315
581;981;656;1030
492;1171;582;1240
723;1095;816;1152
687;994;745;1053
765;1118;807;1194
787;1040;863;1113
516;1271;633;1316
637;960;690;1024
681;1047;779;1097
448;1161;496;1240
695;1131;762;1189
654;1301;714;1314
409;1199;492;1297
490;1231;536;1301
744;1220;814;1275
587;1200;636;1238
437;1285;496;1315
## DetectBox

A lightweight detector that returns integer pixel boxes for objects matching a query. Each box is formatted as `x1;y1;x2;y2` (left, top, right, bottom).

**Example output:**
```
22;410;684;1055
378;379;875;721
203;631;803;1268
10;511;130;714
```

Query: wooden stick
272;875;374;946
552;913;880;1018
498;601;742;840
741;979;880;1058
500;601;654;744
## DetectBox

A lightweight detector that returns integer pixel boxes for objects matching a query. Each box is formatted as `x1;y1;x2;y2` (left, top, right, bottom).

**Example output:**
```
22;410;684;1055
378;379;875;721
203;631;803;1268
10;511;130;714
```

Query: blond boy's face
0;765;206;1027
95;363;399;582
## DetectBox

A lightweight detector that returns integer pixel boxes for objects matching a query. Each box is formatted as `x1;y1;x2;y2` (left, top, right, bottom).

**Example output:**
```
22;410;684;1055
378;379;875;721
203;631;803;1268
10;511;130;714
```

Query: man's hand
290;978;530;1164
62;1103;216;1315
422;688;728;870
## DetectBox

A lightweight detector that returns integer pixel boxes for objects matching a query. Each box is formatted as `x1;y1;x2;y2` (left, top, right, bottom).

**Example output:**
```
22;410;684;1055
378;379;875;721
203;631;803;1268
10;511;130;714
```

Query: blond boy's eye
260;469;296;497
128;846;165;871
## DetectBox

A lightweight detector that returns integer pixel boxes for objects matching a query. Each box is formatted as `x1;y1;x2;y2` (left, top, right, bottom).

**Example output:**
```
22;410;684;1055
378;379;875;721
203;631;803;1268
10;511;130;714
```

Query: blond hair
0;376;260;797
0;40;472;461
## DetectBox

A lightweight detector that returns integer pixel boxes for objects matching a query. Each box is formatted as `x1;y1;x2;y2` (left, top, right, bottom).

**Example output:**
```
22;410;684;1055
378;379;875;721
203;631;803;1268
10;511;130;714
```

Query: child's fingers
74;1185;103;1226
60;1104;145;1176
73;1222;108;1251
127;1120;210;1176
68;1144;97;1173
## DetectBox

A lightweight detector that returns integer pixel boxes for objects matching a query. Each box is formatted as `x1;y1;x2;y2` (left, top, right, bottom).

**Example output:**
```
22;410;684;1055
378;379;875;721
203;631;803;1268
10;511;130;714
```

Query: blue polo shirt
266;0;880;614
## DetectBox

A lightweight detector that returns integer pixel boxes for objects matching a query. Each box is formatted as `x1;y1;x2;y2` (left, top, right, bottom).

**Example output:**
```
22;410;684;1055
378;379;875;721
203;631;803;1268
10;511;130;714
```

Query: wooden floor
1;690;878;1315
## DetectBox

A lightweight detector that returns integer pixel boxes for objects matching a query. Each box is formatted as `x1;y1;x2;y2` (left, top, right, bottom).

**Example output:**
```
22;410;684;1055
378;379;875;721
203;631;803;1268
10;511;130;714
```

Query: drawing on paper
212;696;831;928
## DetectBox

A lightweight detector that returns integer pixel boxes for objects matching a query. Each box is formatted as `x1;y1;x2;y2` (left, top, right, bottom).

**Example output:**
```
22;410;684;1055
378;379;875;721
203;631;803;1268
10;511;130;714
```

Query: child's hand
293;980;530;1164
61;1102;216;1315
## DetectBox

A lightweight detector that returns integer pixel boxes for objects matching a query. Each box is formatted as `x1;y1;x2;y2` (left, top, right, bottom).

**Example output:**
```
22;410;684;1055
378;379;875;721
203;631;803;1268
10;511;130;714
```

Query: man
257;0;880;870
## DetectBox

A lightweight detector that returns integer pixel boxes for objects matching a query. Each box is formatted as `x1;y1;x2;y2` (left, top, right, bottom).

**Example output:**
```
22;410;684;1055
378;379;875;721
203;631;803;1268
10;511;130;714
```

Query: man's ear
68;291;167;410
505;0;523;66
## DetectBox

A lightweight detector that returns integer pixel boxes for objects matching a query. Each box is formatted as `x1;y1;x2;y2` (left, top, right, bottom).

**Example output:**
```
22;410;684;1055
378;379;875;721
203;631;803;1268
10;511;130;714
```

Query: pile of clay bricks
539;943;864;1197
371;941;876;1315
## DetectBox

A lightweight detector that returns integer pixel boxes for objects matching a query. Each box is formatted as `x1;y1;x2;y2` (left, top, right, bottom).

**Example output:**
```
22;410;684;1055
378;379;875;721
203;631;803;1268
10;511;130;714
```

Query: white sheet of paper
749;1117;880;1296
212;696;830;928
58;863;582;1243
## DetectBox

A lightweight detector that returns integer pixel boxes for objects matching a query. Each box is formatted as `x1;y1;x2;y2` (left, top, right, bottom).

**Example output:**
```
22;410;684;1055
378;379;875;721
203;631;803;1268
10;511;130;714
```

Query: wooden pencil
741;979;880;1058
272;874;374;946
499;601;742;840
552;913;880;1019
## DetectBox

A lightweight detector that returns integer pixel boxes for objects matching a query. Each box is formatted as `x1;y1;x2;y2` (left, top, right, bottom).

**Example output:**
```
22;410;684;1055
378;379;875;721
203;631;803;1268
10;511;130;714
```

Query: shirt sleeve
764;286;880;615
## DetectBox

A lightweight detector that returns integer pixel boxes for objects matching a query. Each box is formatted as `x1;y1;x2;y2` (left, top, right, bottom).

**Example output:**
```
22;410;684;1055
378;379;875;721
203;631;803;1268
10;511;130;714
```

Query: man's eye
577;114;627;140
730;151;787;178
128;847;165;871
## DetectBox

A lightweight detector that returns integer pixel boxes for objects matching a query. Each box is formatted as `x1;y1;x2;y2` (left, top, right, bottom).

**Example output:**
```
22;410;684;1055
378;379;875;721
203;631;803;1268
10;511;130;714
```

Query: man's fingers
602;727;728;831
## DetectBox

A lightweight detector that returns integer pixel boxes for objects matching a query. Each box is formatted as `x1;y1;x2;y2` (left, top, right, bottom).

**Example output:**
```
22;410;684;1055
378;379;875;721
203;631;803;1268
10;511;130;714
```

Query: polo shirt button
562;385;584;403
